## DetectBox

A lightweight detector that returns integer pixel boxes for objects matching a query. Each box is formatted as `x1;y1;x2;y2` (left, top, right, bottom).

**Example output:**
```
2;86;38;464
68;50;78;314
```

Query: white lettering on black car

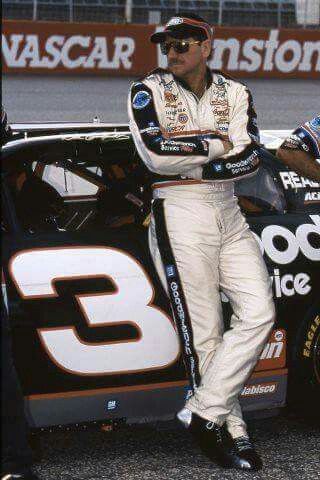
241;383;277;396
220;268;312;300
221;215;319;300
280;171;320;190
252;214;320;264
305;191;320;202
270;269;311;298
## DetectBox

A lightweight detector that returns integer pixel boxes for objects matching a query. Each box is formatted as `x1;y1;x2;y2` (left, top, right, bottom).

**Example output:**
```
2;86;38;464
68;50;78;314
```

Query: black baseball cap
150;16;213;44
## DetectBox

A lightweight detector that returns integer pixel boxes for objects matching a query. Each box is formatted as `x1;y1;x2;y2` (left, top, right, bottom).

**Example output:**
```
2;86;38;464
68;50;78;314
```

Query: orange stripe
26;369;288;401
178;18;213;40
26;380;188;400
163;129;224;139
251;368;288;379
152;180;204;189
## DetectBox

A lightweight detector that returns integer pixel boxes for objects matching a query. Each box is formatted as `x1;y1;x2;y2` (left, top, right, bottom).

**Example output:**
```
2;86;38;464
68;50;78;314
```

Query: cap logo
166;17;184;27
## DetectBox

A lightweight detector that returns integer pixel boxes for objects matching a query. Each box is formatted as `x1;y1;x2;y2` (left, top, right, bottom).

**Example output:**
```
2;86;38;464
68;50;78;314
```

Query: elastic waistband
153;181;234;201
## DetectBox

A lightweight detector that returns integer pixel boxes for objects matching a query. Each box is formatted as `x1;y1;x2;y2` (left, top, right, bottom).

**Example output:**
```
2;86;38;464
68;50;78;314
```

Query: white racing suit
128;68;275;438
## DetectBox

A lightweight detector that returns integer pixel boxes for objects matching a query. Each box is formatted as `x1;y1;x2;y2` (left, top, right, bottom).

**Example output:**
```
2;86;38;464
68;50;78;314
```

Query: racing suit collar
171;67;213;94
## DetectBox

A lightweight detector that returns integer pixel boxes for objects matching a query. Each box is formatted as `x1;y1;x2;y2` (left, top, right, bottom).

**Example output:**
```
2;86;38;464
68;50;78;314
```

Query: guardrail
3;0;319;27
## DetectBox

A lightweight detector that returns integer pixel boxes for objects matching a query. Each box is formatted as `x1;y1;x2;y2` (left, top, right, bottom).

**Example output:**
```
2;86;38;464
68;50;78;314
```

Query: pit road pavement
33;410;320;480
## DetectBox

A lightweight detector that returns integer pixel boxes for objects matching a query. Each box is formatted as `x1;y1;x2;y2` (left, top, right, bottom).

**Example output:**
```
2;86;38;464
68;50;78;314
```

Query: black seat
16;175;65;232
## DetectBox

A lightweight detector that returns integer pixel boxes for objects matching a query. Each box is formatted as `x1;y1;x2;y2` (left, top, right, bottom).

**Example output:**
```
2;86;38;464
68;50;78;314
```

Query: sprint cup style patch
310;116;320;130
132;90;151;110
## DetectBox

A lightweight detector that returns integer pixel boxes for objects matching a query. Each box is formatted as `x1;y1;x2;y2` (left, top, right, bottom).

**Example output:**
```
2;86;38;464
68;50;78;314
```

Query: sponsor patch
166;125;185;133
185;387;193;400
309;116;320;132
178;113;188;124
166;265;176;277
167;17;184;26
143;126;161;136
211;99;228;106
164;90;178;105
213;107;229;116
255;329;286;371
132;90;151;110
212;162;224;172
217;124;228;132
180;144;194;153
225;152;259;175
201;140;209;152
161;143;180;152
275;330;284;342
282;135;305;151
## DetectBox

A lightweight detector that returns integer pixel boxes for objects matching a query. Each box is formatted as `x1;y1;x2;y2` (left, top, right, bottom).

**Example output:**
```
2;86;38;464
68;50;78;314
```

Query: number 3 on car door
9;247;180;375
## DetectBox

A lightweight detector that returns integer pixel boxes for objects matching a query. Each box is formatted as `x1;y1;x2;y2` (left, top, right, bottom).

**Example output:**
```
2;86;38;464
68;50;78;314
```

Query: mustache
168;60;184;67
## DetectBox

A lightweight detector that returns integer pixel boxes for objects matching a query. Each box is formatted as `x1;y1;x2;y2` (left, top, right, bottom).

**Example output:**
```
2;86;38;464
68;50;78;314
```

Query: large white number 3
10;247;180;375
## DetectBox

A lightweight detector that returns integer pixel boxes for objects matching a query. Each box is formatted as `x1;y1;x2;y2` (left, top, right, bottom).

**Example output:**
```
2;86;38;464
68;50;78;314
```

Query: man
277;115;320;182
128;14;275;471
1;304;40;480
1;106;12;147
1;108;40;480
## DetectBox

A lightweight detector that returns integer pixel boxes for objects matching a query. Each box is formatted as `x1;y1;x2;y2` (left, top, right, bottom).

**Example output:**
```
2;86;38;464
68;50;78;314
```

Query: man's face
164;35;210;77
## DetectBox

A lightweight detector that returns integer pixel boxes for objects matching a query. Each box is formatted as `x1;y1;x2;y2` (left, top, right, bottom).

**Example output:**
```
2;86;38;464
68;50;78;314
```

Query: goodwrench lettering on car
220;216;319;301
252;215;320;264
269;270;311;298
255;215;319;297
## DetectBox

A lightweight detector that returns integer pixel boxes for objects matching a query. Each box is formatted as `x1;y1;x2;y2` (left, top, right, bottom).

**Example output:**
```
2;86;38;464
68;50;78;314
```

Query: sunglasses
160;40;202;55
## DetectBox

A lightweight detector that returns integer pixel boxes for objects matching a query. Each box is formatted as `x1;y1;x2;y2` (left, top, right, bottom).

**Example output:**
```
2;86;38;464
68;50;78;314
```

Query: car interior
5;143;150;233
4;141;307;234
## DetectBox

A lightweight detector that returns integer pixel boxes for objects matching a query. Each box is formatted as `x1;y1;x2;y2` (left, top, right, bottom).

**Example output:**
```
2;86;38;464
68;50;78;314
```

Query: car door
1;133;186;428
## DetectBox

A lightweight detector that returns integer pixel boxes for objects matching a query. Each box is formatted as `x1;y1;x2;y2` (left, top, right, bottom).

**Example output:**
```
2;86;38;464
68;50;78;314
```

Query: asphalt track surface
32;411;320;480
2;75;319;129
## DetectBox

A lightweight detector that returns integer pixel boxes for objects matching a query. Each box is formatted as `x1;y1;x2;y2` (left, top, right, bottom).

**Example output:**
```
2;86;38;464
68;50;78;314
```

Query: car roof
6;123;292;150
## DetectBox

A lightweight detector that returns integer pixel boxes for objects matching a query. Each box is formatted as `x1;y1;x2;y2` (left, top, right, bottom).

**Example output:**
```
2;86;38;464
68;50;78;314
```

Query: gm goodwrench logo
252;215;320;264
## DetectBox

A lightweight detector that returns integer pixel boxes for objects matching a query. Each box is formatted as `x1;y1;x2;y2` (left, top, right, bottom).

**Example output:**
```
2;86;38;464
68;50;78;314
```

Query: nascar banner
2;20;320;78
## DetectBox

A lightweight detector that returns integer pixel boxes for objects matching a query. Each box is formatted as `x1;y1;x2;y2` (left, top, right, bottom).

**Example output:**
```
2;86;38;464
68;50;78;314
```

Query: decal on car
9;246;180;375
252;215;320;265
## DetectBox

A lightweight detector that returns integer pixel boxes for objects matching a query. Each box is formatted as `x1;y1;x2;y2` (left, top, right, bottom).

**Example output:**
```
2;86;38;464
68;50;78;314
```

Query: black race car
2;123;319;429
